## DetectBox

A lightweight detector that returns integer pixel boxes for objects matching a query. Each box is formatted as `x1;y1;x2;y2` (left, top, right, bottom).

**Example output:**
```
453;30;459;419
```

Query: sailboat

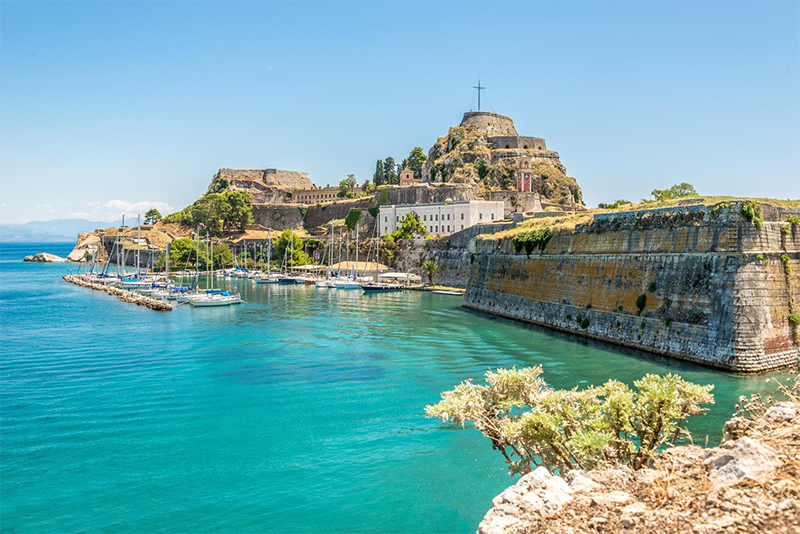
189;232;242;306
257;230;280;284
362;218;401;293
333;225;362;290
316;221;336;288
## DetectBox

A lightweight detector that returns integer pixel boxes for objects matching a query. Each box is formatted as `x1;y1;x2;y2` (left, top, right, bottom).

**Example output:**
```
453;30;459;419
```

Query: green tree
223;190;254;232
168;238;208;270
338;174;357;198
273;229;308;266
426;368;714;474
383;157;397;185
651;183;698;202
422;258;440;286
144;208;162;225
361;180;376;195
389;213;428;240
373;159;385;186
162;191;253;236
407;147;428;180
212;242;233;268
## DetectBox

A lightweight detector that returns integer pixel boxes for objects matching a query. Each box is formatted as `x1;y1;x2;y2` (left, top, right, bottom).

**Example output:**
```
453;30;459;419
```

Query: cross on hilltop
473;79;485;111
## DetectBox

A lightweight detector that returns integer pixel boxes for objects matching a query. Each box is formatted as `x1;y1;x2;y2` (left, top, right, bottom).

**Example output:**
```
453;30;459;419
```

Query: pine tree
407;147;428;180
384;157;397;185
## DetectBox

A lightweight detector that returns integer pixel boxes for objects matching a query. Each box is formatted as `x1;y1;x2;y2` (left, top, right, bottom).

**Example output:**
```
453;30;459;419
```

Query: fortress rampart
462;202;800;372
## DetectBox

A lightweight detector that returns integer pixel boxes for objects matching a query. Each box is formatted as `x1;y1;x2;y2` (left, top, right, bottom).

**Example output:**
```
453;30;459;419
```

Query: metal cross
473;78;486;111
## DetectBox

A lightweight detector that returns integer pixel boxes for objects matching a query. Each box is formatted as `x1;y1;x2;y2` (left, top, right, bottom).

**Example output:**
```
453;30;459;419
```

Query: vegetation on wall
512;227;553;257
741;201;764;229
649;183;698;202
426;367;714;474
386;213;428;240
344;209;362;232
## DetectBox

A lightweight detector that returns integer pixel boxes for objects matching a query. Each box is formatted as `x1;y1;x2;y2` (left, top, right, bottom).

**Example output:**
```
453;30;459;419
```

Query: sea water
0;243;792;533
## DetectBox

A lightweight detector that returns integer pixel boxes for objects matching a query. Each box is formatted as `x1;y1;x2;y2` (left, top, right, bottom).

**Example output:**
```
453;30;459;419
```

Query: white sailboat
189;232;242;307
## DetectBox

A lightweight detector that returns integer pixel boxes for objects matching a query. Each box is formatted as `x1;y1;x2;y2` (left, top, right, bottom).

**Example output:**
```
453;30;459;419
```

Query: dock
63;275;172;311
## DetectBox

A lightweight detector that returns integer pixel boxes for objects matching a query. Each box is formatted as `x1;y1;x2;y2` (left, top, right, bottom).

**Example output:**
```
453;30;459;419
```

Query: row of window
384;212;496;223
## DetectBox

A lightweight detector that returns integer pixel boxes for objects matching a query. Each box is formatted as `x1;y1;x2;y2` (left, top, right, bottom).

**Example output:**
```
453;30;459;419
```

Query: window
384;216;387;222
435;226;438;232
461;225;464;230
435;214;438;221
447;225;450;232
479;213;483;220
396;216;399;222
523;145;528;149
491;213;495;220
461;213;464;220
447;214;450;220
423;215;426;221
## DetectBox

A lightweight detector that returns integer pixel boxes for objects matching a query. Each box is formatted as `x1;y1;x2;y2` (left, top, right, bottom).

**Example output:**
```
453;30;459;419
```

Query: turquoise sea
0;242;792;533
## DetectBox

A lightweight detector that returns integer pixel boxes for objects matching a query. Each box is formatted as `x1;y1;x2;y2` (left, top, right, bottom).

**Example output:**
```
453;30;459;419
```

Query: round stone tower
459;111;518;136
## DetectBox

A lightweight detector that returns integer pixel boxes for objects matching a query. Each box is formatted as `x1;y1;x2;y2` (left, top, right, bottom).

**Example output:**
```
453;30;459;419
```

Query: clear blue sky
1;1;798;223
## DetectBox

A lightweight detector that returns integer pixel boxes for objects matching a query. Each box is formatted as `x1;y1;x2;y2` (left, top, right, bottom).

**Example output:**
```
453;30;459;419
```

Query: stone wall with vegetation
463;202;800;372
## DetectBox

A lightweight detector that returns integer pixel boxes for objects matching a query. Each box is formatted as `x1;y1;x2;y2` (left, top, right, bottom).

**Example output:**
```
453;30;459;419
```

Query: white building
379;200;505;236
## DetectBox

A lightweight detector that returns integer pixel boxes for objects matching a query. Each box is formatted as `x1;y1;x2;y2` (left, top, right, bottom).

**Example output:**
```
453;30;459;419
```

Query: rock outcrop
421;111;582;208
66;232;102;262
211;168;313;204
24;252;67;263
478;399;800;534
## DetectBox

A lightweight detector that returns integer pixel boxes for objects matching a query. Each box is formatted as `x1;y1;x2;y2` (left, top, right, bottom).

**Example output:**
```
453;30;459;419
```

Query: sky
1;1;798;224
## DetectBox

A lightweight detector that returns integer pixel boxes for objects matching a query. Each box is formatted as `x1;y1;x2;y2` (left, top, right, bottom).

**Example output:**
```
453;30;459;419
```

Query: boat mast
355;224;359;279
136;213;141;277
267;230;272;276
118;215;125;276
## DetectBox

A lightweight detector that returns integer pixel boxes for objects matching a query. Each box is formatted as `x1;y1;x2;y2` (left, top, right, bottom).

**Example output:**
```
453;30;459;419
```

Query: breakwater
63;275;172;311
464;201;800;372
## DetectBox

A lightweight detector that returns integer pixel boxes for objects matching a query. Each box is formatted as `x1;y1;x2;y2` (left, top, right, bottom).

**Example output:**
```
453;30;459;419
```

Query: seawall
463;202;800;372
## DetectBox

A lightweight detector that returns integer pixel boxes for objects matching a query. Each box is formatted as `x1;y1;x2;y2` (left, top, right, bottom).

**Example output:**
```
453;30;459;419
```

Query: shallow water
0;242;791;533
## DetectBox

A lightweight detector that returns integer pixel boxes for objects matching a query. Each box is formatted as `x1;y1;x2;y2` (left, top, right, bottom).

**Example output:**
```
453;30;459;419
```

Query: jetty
63;275;172;311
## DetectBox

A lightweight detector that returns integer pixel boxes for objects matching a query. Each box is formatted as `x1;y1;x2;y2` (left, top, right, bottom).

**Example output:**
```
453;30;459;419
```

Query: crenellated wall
463;203;800;372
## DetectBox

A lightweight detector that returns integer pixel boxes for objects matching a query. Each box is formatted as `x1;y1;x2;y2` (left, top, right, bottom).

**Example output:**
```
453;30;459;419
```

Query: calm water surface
0;242;791;533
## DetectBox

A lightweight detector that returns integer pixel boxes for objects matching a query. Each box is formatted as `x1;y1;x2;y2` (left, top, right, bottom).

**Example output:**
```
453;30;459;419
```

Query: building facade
379;200;505;236
399;168;419;186
292;185;363;204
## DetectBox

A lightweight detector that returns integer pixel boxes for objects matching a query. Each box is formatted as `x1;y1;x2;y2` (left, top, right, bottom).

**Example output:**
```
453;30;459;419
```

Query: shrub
780;254;792;274
782;225;791;236
636;293;647;313
741;201;764;229
756;254;770;264
788;215;800;226
512;227;553;257
648;281;656;293
580;317;590;329
788;313;800;326
426;367;714;474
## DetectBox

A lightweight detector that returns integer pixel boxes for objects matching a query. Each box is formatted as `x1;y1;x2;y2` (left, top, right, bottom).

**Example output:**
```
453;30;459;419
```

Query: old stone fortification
420;111;581;209
393;222;514;287
215;168;312;204
252;204;306;230
304;196;376;230
378;183;475;206
463;202;800;372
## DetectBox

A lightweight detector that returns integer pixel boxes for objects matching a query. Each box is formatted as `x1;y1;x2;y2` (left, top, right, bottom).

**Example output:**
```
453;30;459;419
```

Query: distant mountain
0;219;116;243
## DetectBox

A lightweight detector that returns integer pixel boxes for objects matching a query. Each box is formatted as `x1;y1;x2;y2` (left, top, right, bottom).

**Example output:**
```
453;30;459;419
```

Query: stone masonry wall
463;204;800;372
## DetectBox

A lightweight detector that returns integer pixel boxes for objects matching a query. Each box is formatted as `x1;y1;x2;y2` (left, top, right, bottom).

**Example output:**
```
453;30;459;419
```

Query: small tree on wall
422;259;440;286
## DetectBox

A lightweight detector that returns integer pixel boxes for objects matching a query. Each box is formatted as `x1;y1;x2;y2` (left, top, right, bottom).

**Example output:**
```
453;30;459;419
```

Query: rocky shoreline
23;252;67;263
478;395;799;534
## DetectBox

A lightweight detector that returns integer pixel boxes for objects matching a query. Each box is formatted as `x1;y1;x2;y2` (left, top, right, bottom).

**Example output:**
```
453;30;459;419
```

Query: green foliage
345;209;363;232
756;254;770;264
273;229;308;266
389;213;428;240
212;242;233;268
168;238;208;270
373;159;385;186
788;215;800;226
781;225;791;236
787;313;800;326
597;200;631;210
648;281;656;293
406;146;427;180
144;208;162;225
298;207;308;221
383;157;398;185
741;201;764;229
636;294;647;313
361;181;376;195
426;368;714;474
512;227;553;257
163;190;254;236
422;258;441;285
337;174;357;198
579;317;590;329
477;161;489;181
780;253;792;274
651;183;698;202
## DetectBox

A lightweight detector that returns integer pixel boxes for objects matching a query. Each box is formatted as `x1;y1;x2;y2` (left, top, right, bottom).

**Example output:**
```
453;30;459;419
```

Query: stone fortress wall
489;136;546;151
459;111;518;136
462;202;800;372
